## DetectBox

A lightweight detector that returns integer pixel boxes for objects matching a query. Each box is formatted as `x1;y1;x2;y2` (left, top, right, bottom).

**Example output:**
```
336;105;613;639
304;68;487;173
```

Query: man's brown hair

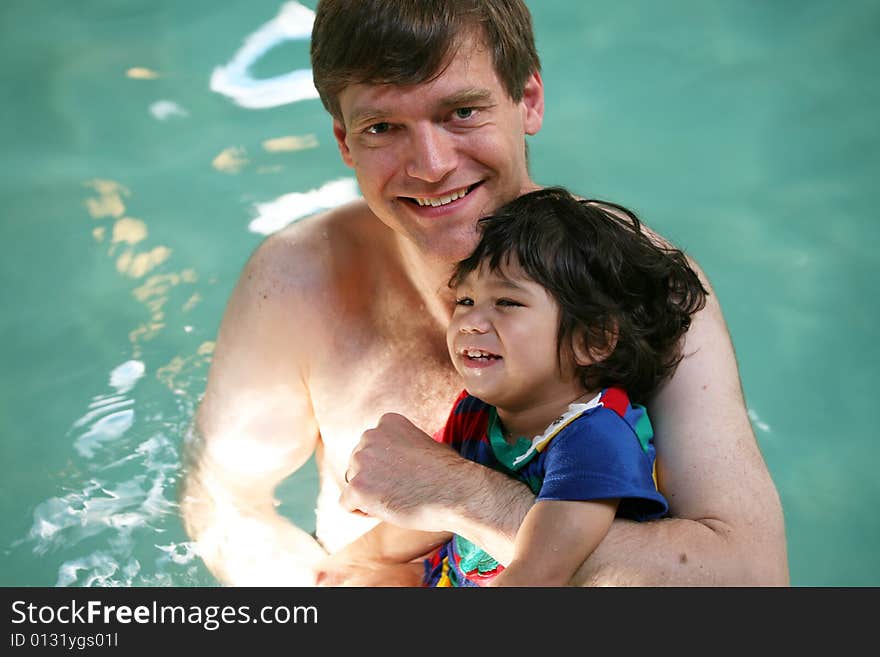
311;0;541;120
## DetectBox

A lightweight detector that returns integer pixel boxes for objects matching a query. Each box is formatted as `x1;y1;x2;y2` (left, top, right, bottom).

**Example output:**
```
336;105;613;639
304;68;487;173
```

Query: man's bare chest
305;324;463;475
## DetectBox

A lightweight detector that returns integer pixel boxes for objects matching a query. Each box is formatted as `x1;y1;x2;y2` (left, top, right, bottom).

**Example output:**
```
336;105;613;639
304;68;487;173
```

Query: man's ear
572;324;619;366
521;70;544;136
332;119;355;168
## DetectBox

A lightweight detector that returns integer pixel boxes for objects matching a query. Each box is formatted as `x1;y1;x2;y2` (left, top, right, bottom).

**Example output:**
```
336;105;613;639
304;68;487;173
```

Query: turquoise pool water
1;0;877;586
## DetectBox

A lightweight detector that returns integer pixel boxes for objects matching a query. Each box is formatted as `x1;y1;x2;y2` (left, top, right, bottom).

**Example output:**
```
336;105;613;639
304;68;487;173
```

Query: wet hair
450;187;709;403
311;0;541;120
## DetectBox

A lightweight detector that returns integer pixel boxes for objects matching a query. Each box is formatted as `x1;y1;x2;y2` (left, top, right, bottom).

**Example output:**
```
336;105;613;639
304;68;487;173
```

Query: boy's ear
572;324;619;366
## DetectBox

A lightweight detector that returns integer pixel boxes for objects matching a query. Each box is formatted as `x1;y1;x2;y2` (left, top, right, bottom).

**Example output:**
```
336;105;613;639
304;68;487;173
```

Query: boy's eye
455;297;474;306
365;122;391;135
453;107;475;120
497;298;522;307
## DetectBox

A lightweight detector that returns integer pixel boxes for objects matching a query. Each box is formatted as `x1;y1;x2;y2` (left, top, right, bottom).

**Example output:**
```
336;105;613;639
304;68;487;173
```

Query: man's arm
343;264;788;585
340;411;533;566
573;266;789;585
180;235;327;586
314;522;450;587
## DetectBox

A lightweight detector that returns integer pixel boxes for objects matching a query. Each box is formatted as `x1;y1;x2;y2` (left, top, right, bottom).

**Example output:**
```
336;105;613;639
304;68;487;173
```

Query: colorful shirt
423;387;668;587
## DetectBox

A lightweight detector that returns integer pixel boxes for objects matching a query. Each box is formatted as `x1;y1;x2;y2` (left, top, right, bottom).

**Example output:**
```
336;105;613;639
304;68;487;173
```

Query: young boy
317;187;708;586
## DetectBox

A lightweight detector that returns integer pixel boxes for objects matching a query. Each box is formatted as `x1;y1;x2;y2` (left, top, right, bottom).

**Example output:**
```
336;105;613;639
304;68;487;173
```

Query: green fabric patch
633;404;654;453
454;534;500;576
487;406;535;470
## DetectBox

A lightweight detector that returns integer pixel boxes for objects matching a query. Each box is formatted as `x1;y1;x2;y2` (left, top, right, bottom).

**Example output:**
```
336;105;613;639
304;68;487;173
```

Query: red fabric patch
600;387;630;418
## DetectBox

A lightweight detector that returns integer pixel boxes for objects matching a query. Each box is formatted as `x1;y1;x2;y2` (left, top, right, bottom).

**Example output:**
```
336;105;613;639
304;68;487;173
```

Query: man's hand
314;552;424;587
341;412;537;564
340;413;462;530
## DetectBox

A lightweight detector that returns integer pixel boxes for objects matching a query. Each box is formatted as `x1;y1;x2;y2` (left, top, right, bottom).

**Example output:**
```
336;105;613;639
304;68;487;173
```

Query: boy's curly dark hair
449;187;708;403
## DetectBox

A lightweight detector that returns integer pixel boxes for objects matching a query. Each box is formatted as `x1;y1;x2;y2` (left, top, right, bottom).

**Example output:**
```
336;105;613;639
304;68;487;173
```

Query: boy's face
447;261;584;413
331;32;544;264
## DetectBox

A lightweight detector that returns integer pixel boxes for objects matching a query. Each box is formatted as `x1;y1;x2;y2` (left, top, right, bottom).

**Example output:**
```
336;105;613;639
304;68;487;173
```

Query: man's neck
394;233;459;327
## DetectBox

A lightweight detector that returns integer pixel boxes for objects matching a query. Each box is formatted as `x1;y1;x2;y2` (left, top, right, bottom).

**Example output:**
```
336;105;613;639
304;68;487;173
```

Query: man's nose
405;123;456;182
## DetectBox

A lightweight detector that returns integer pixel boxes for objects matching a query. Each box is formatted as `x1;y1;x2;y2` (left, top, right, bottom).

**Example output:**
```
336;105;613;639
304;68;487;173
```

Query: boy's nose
459;312;490;334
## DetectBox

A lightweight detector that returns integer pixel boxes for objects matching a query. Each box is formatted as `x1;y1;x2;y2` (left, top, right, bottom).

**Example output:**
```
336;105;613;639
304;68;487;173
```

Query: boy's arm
490;499;618;587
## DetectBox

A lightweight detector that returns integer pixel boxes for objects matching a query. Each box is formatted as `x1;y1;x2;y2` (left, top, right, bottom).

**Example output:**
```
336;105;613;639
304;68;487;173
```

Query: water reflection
262;134;318;153
212;132;321;177
17;178;215;585
84;179;206;360
210;1;318;109
23;360;196;586
248;177;360;235
126;67;160;80
148;100;189;121
19;0;358;587
212;147;249;174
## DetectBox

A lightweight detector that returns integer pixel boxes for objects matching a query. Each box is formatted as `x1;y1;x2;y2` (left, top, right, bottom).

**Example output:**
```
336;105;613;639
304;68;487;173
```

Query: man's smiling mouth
404;183;480;207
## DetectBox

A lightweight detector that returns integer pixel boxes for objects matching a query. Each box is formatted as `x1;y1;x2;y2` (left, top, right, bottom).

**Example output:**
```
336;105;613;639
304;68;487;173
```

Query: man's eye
455;297;474;306
453;107;475;120
366;122;391;135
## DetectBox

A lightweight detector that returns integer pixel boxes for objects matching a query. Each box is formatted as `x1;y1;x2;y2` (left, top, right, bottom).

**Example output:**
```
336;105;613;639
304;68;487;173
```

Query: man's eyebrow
348;107;392;129
439;88;495;108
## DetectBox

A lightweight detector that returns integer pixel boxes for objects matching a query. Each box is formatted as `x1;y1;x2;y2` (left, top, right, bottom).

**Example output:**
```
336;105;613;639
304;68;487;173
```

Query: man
181;0;788;586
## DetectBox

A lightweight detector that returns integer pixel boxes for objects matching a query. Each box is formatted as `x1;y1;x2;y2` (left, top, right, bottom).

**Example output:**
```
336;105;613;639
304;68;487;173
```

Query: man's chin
419;238;480;266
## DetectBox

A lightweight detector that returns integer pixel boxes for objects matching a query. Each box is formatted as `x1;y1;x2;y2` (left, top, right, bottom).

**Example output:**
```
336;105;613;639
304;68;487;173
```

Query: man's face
332;33;544;264
446;261;583;413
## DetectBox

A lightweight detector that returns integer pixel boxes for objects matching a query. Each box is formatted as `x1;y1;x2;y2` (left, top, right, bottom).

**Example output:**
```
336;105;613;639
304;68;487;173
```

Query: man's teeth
415;187;469;207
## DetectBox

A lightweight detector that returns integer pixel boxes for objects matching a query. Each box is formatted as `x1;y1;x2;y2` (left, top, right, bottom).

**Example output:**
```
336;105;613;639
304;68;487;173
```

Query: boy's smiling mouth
461;348;502;363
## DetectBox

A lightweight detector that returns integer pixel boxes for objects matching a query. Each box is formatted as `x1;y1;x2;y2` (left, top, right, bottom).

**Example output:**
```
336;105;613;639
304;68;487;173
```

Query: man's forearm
341;412;788;585
435;457;535;567
433;457;788;586
572;514;789;587
180;467;327;586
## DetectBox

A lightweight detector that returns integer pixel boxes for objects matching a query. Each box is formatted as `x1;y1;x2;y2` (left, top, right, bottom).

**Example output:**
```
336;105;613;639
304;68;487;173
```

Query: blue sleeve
536;408;668;521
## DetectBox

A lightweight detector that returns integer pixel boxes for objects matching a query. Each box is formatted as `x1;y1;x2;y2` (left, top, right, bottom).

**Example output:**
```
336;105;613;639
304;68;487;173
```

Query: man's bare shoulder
571;195;696;270
198;199;390;427
242;198;390;303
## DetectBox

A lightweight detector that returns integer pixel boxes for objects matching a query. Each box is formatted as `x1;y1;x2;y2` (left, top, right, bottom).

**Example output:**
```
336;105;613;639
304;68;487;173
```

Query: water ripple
21;359;203;586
